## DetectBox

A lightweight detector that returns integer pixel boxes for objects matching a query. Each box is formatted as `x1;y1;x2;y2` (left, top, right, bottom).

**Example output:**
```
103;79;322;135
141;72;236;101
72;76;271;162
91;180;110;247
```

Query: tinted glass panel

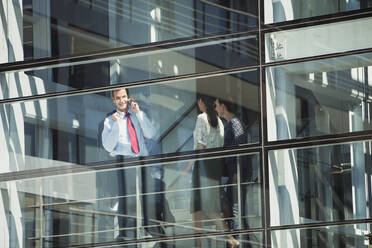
264;0;372;24
266;52;372;141
269;140;372;226
101;232;263;247
0;33;258;100
265;17;372;62
1;0;258;63
271;224;372;248
0;69;259;173
0;153;261;247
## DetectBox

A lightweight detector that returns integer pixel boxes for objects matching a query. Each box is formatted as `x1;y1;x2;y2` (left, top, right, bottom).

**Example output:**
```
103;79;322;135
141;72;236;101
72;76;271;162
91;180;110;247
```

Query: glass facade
269;141;372;226
1;0;372;248
271;224;372;247
264;0;372;24
266;52;372;141
5;0;258;62
265;17;372;62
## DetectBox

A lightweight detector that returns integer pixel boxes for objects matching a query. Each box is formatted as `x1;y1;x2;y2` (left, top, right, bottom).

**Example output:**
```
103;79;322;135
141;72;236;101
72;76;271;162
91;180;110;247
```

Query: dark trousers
141;166;175;237
116;157;174;241
116;157;137;240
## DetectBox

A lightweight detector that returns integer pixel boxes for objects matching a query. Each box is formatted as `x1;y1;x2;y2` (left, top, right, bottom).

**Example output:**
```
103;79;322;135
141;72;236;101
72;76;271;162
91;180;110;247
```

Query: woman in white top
184;94;239;248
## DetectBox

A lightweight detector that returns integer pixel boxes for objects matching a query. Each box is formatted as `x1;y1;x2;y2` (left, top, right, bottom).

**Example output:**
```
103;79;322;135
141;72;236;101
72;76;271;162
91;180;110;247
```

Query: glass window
1;0;258;64
0;69;259;173
0;33;258;100
265;17;372;62
271;223;372;247
269;140;372;226
101;232;263;247
266;52;372;141
264;0;372;24
0;153;261;247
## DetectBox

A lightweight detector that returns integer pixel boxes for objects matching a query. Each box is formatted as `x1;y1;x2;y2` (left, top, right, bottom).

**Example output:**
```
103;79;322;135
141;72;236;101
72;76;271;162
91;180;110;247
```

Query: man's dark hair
216;96;237;114
111;87;130;99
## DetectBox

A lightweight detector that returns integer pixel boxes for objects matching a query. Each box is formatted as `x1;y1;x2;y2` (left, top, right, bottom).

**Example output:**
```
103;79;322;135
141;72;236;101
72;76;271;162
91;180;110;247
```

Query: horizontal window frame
262;46;372;68
0;65;260;105
267;217;372;232
63;229;265;248
50;218;372;248
0;144;261;183
264;129;372;151
0;30;259;73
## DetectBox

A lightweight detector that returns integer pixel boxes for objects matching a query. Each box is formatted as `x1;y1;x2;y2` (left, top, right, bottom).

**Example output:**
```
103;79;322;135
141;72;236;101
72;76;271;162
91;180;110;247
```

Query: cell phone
128;97;135;105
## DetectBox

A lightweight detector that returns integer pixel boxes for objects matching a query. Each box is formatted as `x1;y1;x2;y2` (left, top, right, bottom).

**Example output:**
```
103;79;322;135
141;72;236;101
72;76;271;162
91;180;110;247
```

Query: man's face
112;89;129;112
214;99;224;118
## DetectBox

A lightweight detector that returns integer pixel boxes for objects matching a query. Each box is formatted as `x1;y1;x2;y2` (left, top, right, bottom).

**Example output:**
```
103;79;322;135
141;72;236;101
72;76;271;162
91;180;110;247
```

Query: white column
267;68;300;247
0;0;25;247
349;104;369;246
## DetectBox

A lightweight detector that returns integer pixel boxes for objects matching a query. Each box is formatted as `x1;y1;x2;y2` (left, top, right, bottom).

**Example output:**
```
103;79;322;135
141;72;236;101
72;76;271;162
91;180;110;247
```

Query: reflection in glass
186;94;261;246
106;232;263;247
187;94;235;247
0;153;261;247
265;17;372;62
1;33;258;100
269;140;372;227
266;52;372;141
264;0;372;24
271;224;372;248
0;69;259;173
2;0;258;63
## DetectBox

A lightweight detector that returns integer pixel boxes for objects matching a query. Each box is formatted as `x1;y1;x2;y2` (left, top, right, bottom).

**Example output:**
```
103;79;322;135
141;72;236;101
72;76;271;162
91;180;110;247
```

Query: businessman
102;87;156;240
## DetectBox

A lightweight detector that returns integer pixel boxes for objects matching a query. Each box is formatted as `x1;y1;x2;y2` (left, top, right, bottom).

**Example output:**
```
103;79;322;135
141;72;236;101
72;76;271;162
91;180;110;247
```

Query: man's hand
112;112;120;122
130;100;140;113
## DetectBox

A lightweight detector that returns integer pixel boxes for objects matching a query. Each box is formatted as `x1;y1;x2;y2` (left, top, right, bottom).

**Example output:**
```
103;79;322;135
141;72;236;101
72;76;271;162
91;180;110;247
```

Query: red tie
126;113;140;154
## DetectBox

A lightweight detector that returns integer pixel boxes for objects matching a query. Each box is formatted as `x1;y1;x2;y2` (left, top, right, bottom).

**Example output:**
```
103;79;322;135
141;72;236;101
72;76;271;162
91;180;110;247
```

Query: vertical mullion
258;0;271;247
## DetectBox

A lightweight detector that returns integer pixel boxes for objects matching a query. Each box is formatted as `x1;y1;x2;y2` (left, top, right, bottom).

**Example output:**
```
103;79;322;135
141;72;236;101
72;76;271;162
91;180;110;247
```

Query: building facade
0;0;372;247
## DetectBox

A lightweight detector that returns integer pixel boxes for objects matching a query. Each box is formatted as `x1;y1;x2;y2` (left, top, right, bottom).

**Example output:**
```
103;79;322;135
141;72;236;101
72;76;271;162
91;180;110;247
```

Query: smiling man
102;87;156;157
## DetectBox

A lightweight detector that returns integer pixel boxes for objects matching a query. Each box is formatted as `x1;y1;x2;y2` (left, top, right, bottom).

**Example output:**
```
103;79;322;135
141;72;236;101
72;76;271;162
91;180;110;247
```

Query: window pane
0;153;261;247
264;0;372;24
110;232;264;248
269;140;372;226
0;69;259;173
1;0;258;63
271;223;372;248
266;52;372;141
99;232;263;247
0;33;258;100
265;17;372;63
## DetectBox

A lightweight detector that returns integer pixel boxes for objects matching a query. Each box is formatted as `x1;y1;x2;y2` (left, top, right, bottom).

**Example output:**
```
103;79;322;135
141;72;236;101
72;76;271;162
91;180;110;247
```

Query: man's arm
136;111;156;139
129;101;156;139
101;117;120;152
232;119;247;145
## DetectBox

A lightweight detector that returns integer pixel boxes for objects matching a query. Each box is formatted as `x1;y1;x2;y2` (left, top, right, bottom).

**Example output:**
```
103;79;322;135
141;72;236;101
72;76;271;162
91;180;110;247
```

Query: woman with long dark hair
183;94;239;248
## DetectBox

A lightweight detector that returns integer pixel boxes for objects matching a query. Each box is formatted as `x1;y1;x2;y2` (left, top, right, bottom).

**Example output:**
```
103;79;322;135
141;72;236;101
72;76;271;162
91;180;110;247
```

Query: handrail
175;134;193;153
158;102;197;142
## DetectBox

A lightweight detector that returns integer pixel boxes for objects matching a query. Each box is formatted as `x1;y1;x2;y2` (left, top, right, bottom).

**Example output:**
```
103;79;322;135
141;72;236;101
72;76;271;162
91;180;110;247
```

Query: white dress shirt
102;108;156;157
